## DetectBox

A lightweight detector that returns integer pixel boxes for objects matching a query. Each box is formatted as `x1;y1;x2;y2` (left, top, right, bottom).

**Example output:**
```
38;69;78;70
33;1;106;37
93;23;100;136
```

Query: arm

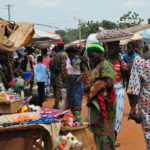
76;62;86;83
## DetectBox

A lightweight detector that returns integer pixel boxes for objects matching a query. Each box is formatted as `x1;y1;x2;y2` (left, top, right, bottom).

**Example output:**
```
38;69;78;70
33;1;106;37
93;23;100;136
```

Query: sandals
114;141;120;147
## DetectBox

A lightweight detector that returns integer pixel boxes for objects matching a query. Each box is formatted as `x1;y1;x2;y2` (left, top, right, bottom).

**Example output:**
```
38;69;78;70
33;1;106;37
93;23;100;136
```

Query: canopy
120;32;142;45
142;29;150;44
128;24;150;33
0;18;34;52
33;30;61;41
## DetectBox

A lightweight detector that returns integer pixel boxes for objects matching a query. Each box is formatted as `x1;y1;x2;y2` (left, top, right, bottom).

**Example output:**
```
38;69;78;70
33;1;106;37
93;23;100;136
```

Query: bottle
21;90;24;98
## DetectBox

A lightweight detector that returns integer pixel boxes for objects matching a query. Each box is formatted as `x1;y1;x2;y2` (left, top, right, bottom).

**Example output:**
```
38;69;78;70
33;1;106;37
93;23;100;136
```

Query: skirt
114;81;125;133
45;69;50;95
66;75;83;109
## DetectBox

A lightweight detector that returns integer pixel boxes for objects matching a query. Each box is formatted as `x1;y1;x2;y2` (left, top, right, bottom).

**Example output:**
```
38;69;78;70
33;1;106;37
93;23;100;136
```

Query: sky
0;0;150;32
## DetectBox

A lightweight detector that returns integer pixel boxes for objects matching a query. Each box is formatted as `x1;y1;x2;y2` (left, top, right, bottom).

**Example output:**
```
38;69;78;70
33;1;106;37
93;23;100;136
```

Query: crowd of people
0;40;149;150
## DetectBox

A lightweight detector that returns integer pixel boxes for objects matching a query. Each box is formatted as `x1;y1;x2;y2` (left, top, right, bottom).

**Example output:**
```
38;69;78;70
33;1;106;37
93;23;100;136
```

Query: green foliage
62;35;72;44
101;20;118;29
119;11;144;28
55;11;144;44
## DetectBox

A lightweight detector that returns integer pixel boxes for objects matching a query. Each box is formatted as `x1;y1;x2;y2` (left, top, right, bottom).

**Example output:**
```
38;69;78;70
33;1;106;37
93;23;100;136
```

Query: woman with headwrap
65;46;86;115
128;45;150;150
86;42;116;150
107;41;128;147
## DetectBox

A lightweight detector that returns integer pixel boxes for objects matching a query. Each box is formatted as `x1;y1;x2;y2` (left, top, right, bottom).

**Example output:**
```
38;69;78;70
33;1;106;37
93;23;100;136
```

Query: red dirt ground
43;91;146;150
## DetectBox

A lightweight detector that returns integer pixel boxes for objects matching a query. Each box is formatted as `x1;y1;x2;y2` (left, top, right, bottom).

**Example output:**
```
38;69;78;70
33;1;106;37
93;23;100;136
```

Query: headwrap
57;42;64;46
87;42;104;53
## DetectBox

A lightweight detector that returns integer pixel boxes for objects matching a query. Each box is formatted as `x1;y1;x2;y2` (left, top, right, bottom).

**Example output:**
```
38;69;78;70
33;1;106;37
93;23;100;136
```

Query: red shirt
43;56;51;69
114;60;127;84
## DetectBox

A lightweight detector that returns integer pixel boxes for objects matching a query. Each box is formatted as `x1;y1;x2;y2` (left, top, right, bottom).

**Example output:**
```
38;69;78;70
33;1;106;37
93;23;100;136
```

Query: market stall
0;111;61;150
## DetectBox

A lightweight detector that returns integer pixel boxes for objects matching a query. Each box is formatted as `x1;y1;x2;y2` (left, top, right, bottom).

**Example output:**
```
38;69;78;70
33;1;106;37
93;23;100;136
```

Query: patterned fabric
127;56;150;148
113;60;127;84
123;51;138;63
70;55;81;68
45;69;50;95
87;42;104;53
66;75;83;109
92;60;116;80
94;133;115;150
114;82;125;133
88;60;116;150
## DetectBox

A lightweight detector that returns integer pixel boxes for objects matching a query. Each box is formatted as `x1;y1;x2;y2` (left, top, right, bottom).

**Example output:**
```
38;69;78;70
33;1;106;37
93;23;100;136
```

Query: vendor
86;42;116;150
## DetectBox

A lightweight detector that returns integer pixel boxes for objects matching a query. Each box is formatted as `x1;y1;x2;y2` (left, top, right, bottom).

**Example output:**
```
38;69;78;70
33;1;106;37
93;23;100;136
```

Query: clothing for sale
127;56;150;150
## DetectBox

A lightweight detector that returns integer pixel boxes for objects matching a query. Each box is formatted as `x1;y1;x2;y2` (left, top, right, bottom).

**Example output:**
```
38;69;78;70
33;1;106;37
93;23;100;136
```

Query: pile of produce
97;29;133;41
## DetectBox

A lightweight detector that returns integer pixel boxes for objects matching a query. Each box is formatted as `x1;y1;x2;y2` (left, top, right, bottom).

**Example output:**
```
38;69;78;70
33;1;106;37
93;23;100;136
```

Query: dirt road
43;91;146;150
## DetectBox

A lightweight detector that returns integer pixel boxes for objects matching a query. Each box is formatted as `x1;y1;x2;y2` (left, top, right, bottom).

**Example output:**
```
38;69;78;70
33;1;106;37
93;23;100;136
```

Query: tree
62;35;72;44
101;20;118;29
55;30;66;37
119;11;144;28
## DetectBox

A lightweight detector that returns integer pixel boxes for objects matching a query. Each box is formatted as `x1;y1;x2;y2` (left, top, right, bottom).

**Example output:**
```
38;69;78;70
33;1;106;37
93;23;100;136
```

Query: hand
84;85;90;93
76;78;81;84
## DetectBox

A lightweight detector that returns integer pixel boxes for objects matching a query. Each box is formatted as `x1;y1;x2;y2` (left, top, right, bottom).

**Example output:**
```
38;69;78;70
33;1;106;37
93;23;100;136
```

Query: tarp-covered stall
0;18;34;52
33;29;61;42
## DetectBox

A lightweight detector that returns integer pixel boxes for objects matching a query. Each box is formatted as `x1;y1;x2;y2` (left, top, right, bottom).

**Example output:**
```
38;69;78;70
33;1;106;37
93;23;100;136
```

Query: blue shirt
34;63;47;82
123;52;138;63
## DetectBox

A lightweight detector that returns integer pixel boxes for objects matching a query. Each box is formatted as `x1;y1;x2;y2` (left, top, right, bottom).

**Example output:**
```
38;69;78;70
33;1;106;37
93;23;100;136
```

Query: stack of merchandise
56;133;83;150
40;108;68;118
97;29;133;42
61;111;85;127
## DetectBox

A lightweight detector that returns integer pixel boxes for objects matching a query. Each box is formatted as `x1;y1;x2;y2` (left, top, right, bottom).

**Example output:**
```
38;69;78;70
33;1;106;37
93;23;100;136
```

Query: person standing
42;48;51;97
33;56;47;107
127;46;150;150
86;42;116;150
52;42;67;109
123;42;138;107
65;46;86;115
107;41;128;147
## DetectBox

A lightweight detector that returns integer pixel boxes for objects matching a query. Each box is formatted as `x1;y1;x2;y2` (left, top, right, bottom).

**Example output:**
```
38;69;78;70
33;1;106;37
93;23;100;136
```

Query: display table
60;123;91;150
0;99;24;114
0;112;61;150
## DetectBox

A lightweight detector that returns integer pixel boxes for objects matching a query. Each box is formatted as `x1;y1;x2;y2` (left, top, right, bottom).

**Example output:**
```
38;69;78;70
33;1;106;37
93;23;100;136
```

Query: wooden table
0;99;23;114
0;112;61;150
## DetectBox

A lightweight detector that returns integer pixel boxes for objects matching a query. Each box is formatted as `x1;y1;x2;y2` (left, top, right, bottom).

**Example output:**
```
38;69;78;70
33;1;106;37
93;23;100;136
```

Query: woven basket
61;122;88;131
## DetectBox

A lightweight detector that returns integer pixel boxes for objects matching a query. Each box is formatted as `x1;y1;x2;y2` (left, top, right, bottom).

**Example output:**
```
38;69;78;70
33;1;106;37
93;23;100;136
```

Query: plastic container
23;72;32;80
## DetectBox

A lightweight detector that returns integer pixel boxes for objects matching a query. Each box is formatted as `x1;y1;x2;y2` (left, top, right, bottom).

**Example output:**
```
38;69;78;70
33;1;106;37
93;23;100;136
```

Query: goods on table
40;108;68;118
56;133;83;150
61;111;86;127
97;29;133;42
0;108;67;127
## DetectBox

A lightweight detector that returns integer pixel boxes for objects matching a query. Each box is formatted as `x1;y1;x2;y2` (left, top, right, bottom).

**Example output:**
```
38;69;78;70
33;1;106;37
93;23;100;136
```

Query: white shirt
66;57;81;75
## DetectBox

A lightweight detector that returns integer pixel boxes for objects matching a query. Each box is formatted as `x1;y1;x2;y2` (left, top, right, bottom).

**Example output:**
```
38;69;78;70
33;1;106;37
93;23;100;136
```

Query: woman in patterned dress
86;42;116;150
128;46;150;150
107;41;128;147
